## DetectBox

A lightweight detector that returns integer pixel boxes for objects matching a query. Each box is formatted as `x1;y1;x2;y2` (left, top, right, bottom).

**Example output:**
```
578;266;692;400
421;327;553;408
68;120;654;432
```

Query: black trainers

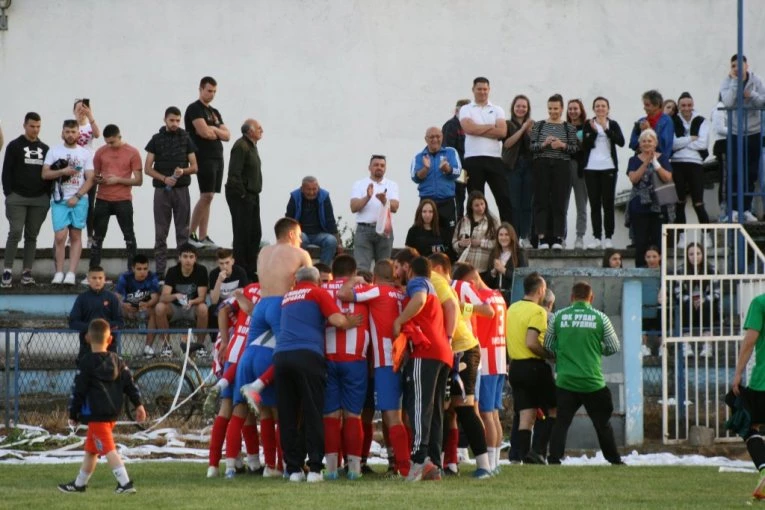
20;270;35;286
1;270;11;288
115;481;136;494
523;451;547;465
188;233;205;248
58;481;86;493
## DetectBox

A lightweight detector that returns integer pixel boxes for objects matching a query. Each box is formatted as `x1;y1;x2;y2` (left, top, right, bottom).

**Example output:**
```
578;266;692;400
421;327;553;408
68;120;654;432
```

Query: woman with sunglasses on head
502;95;535;249
530;94;578;250
582;97;625;250
565;99;588;250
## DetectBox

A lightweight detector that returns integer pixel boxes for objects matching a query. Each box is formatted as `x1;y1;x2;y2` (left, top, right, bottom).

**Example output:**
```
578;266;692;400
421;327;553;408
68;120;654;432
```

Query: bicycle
123;327;218;430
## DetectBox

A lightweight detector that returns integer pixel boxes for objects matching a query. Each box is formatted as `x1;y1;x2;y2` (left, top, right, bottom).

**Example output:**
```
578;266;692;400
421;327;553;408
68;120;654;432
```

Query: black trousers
404;357;449;465
274;350;327;474
584;169;616;240
533;158;571;240
632;212;662;268
672;161;709;224
90;199;137;271
226;192;261;280
464;156;512;224
548;386;621;464
455;182;466;221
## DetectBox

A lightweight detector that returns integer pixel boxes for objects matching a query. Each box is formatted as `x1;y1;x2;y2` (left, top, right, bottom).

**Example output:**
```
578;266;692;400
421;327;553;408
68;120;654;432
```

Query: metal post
736;0;746;273
622;280;644;446
13;331;19;424
3;329;9;429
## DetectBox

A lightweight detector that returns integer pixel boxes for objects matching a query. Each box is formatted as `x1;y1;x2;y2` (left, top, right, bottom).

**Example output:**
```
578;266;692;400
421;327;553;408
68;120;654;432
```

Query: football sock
455;406;488;456
343;417;364;461
443;427;459;467
75;469;91;487
324;417;342;472
260;417;277;468
225;415;245;461
112;466;130;486
518;429;532;459
222;363;237;386
388;424;411;476
487;447;497;470
747;434;765;471
260;365;275;387
533;416;555;457
242;423;260;457
215;378;230;391
209;416;229;468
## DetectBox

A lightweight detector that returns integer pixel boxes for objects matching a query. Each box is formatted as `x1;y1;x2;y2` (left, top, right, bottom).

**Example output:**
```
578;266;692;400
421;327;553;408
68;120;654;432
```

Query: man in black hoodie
58;319;145;494
69;266;123;363
1;112;50;287
144;106;198;279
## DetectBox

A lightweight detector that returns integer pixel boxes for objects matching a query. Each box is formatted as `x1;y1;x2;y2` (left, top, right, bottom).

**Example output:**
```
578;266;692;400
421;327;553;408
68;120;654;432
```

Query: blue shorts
220;361;235;400
247;296;282;345
478;374;505;413
374;365;403;411
324;360;368;415
233;345;276;407
51;197;88;232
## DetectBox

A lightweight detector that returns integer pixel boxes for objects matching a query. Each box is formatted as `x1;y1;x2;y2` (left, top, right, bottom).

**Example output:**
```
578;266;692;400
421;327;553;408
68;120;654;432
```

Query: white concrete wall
1;0;764;254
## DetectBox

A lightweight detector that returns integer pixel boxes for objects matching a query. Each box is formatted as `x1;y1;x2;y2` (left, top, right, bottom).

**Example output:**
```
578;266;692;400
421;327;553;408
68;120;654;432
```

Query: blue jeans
353;223;393;272
508;156;533;239
301;232;338;265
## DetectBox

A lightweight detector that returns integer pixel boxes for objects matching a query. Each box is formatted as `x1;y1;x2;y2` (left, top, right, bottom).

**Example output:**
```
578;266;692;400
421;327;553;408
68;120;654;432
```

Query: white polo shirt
350;177;399;225
459;101;506;159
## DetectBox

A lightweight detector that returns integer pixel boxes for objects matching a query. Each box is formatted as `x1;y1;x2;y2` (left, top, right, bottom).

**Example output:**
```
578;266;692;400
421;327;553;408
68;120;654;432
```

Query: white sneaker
604;238;613;249
63;272;76;285
640;344;652;357
143;345;155;358
538;242;550;250
551;242;563;250
263;466;283;478
574;236;584;250
457;447;470;463
683;346;695;358
520;238;531;249
289;471;306;482
206;466;219;478
51;272;65;285
306;472;323;483
700;343;713;358
80;277;89;287
587;239;602;250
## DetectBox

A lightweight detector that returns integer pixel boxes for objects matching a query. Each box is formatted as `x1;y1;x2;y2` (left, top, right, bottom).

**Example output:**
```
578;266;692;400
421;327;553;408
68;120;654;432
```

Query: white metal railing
661;223;765;444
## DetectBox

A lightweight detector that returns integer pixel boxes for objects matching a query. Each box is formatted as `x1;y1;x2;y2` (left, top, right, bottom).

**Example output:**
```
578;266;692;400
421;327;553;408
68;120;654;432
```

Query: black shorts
509;358;556;412
743;387;765;424
450;345;480;398
197;158;224;194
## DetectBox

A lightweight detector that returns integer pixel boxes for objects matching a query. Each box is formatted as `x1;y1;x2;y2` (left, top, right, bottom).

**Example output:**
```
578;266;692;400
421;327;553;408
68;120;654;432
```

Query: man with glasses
89;124;143;273
350;155;399;271
410;126;462;253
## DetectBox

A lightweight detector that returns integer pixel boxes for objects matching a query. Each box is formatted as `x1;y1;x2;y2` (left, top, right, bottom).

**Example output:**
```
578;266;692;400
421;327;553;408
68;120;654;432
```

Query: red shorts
84;421;116;455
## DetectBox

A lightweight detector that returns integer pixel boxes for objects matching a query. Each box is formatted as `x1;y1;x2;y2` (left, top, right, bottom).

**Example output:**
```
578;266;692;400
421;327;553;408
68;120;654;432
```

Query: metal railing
661;223;765;444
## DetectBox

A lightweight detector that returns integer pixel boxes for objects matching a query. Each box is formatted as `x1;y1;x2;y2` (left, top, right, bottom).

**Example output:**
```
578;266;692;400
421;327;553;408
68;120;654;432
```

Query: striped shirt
530;121;578;160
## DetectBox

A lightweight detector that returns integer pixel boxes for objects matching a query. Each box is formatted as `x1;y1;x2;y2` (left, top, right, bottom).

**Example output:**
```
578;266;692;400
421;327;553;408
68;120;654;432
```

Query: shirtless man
232;218;311;477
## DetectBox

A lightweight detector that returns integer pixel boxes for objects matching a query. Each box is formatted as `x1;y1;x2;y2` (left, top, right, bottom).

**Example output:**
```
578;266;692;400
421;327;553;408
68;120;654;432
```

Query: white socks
487;447;497;470
475;452;491;471
75;469;91;487
247;454;261;470
325;453;338;472
112;466;130;486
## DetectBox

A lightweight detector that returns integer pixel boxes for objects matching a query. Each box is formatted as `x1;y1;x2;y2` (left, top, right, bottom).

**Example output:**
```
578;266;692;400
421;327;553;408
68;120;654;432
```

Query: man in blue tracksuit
286;176;341;265
410;127;462;249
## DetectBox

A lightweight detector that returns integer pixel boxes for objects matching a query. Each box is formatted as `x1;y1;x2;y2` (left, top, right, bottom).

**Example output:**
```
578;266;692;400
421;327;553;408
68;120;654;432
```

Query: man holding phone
89;124;142;273
350;155;399;271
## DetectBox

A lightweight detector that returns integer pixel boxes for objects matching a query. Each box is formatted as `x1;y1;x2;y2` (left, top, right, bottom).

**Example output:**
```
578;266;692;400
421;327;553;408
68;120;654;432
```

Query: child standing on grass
58;318;146;495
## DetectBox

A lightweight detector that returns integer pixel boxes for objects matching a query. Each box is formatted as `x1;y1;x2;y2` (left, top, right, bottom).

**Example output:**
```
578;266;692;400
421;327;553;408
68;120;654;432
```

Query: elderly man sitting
286;176;342;265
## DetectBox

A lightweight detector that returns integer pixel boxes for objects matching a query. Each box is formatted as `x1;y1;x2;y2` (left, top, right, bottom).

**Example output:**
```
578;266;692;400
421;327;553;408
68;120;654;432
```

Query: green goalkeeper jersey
544;301;620;393
744;294;765;391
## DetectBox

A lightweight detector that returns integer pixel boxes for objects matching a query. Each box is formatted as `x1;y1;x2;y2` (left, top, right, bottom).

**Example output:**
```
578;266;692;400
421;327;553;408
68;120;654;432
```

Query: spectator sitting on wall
115;254;161;358
286;176;342;266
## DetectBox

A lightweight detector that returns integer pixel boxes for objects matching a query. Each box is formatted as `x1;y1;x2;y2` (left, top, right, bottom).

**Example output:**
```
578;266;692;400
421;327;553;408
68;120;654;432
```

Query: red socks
242;423;259;455
343;416;363;457
260;417;277;468
225;415;244;460
209;416;229;467
443;427;459;466
275;423;283;469
260;365;275;386
222;363;238;386
324;417;342;456
388;424;411;476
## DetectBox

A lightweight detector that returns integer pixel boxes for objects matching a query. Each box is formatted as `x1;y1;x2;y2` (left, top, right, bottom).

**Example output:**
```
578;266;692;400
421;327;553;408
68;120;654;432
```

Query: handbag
375;199;393;238
651;168;678;206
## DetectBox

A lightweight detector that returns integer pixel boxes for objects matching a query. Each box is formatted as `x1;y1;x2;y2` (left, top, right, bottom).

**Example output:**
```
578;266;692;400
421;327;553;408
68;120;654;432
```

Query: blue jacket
629;114;674;157
410;146;461;200
286;187;338;234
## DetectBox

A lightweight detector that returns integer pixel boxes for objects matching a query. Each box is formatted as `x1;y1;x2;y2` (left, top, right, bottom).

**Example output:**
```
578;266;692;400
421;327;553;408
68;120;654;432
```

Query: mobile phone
82;98;90;108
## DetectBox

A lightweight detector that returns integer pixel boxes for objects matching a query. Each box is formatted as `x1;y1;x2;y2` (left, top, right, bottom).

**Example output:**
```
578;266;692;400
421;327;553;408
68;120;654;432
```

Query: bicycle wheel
125;362;197;429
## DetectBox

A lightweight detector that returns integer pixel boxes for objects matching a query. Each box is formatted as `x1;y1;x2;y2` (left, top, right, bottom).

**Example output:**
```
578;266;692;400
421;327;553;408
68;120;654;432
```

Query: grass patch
0;462;757;509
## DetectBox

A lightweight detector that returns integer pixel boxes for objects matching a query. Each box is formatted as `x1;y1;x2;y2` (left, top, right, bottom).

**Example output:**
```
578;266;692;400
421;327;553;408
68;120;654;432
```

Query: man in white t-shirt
459;77;511;223
349;155;400;271
42;119;95;285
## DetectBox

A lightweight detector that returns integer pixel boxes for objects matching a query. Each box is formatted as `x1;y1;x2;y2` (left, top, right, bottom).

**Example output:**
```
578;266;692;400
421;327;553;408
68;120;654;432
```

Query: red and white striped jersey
223;283;261;364
475;288;507;375
322;278;374;362
367;284;405;368
451;279;483;334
